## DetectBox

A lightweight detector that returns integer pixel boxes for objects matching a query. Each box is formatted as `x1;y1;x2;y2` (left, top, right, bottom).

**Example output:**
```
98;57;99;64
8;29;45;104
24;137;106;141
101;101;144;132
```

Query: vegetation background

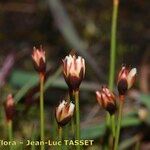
0;0;150;149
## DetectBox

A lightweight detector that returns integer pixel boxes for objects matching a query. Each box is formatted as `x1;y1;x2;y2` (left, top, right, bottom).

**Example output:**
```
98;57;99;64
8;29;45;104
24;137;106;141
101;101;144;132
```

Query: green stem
111;114;115;138
58;126;62;150
106;112;110;131
114;99;124;150
40;74;45;150
109;0;119;89
135;139;140;150
69;90;75;135
108;0;119;146
103;112;110;150
75;90;80;150
31;124;36;150
8;121;13;150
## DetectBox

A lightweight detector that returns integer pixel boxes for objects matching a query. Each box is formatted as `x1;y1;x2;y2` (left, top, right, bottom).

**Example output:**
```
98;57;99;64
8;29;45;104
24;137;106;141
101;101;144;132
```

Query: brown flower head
96;86;116;115
55;100;75;127
62;54;85;91
32;46;46;74
4;94;15;122
117;66;137;95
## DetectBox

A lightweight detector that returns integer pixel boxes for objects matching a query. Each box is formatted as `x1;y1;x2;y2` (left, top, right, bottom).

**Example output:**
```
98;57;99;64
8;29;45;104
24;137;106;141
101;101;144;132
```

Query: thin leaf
140;94;150;109
81;123;106;139
13;67;61;103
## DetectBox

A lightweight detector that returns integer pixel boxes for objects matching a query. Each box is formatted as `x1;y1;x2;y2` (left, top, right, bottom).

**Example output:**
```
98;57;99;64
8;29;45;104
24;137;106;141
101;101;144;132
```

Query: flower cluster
96;66;137;114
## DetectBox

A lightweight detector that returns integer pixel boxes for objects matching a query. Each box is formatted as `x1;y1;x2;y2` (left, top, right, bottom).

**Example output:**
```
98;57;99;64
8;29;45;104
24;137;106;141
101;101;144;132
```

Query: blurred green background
0;0;150;149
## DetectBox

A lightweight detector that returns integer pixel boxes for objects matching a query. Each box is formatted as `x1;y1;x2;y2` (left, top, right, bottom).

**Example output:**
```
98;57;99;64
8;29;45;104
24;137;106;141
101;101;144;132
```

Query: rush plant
55;100;75;150
62;54;85;150
32;46;46;150
114;66;137;150
4;94;15;150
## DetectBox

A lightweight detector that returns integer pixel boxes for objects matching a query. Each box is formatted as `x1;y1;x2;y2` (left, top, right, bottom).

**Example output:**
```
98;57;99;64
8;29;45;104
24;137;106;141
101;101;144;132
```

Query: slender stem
71;119;75;136
69;90;75;135
40;74;45;150
114;98;124;150
106;112;110;128
58;126;62;141
63;126;69;150
111;114;115;138
108;0;119;146
75;90;80;150
103;112;110;150
109;0;119;89
135;139;140;150
8;121;13;150
31;124;36;150
58;126;62;150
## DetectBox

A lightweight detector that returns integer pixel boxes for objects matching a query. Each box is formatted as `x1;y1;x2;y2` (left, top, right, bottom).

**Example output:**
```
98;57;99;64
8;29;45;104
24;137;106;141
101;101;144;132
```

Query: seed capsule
96;86;116;115
32;46;46;75
62;54;85;91
117;66;137;95
55;100;75;126
4;94;15;122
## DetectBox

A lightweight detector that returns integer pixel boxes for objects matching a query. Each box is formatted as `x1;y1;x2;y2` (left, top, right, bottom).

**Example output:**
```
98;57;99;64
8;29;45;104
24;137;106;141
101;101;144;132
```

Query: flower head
117;66;137;95
62;54;85;91
4;94;15;122
55;100;75;127
96;86;116;115
32;46;46;74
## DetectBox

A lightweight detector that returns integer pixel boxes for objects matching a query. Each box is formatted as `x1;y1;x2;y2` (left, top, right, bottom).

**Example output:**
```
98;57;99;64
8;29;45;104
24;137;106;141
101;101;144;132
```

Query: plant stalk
111;114;115;138
8;121;13;150
69;90;75;135
58;126;62;150
114;97;124;150
135;139;140;150
75;90;80;150
31;124;36;150
40;74;45;150
109;0;119;89
108;0;119;143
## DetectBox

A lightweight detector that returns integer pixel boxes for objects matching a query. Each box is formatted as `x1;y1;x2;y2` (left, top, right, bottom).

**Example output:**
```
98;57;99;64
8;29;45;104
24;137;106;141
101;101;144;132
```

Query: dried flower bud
117;66;137;95
62;54;85;91
32;46;46;74
55;100;75;126
4;94;15;122
96;87;116;115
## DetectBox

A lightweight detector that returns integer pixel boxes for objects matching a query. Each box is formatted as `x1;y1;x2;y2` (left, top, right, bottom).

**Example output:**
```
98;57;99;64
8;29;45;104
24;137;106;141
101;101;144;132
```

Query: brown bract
96;87;116;115
55;100;75;127
117;66;137;95
62;54;85;91
32;46;46;74
4;94;15;122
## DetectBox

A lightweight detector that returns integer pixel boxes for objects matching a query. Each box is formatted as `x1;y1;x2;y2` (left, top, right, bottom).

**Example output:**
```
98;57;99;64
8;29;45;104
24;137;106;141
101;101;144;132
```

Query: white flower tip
58;100;66;110
127;68;137;89
96;91;101;97
69;102;75;115
129;68;137;77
